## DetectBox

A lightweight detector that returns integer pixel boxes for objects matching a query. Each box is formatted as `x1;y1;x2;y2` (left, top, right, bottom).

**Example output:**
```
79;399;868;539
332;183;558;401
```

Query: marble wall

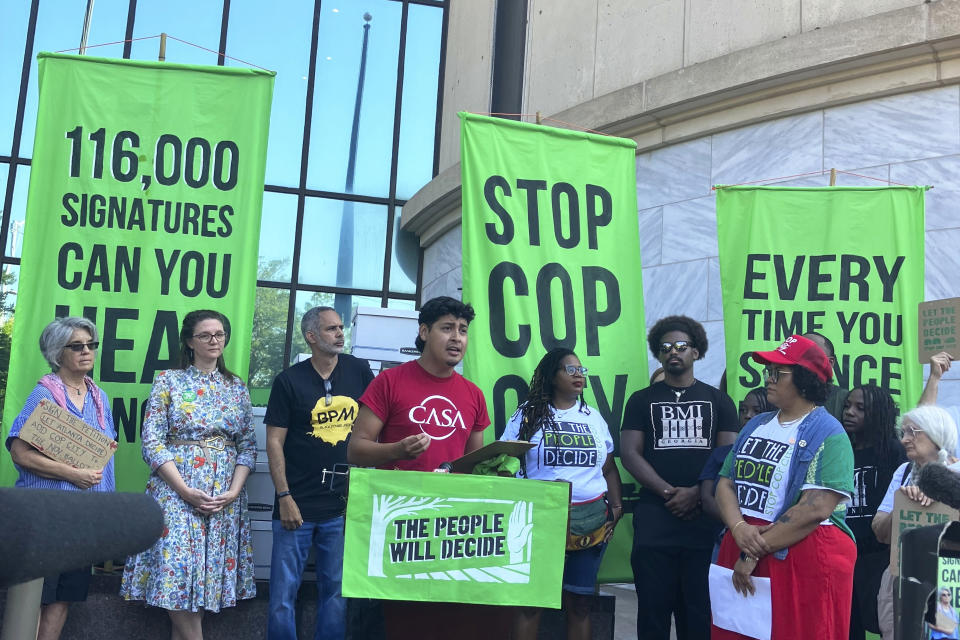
421;84;960;408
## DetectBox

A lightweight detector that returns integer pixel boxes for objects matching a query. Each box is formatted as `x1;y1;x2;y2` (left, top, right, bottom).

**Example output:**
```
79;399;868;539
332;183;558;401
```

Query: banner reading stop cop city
343;468;569;607
717;186;925;409
459;112;646;582
0;54;274;491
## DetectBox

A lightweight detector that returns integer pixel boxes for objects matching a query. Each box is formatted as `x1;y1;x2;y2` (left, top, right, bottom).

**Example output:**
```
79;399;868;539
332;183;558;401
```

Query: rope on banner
55;34;272;71
473;112;614;137
713;168;919;189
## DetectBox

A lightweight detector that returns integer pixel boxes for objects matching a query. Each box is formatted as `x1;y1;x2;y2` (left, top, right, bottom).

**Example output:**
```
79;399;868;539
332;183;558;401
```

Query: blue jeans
268;516;345;640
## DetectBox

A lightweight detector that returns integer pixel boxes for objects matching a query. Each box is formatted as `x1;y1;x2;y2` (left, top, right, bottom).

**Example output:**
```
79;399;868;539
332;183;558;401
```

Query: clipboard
448;439;535;474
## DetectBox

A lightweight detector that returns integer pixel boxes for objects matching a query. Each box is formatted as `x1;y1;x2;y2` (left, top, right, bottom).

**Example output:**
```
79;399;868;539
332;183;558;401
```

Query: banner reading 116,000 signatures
0;53;275;491
717;186;926;408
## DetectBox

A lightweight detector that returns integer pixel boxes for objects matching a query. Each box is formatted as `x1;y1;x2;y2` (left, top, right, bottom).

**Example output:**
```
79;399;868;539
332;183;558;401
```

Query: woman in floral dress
121;310;257;639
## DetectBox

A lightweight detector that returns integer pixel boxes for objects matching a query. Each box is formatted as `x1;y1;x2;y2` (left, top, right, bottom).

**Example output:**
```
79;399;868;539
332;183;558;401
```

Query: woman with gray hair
4;316;116;640
872;405;960;640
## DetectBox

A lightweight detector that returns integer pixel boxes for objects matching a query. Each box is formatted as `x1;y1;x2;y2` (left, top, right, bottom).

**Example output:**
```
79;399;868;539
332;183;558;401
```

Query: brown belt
167;435;233;460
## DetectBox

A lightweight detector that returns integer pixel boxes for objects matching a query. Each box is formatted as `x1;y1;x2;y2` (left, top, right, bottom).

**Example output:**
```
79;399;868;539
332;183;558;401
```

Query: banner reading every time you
343;468;569;608
717;186;925;408
1;53;275;491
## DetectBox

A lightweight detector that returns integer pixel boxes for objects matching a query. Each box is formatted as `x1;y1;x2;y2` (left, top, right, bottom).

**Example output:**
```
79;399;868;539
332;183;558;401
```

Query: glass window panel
389;208;419;294
257;191;298;283
130;1;224;66
306;1;400;197
298;197;387;290
395;4;442;200
20;0;129;157
290;289;338;363
8;165;30;259
0;262;19;416
248;285;290;401
225;2;312;187
0;2;31;156
0;165;7;251
387;297;415;311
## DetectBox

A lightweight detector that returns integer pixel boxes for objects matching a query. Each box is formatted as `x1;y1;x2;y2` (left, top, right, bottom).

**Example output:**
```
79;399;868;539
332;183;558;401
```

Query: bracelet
732;520;748;532
610;504;623;510
739;551;759;562
276;490;292;499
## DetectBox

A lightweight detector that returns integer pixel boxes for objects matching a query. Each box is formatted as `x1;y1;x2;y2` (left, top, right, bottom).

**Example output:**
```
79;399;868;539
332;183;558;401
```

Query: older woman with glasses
712;335;856;640
870;404;959;640
5;316;116;640
501;347;622;640
121;310;257;640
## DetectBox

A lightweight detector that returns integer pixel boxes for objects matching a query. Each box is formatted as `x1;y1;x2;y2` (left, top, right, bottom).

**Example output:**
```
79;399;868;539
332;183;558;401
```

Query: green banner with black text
342;468;568;607
1;53;274;491
459;112;646;583
717;186;925;409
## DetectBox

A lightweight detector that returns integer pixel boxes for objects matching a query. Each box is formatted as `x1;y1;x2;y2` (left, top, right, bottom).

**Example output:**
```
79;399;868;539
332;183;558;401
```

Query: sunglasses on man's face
64;341;99;353
659;341;690;355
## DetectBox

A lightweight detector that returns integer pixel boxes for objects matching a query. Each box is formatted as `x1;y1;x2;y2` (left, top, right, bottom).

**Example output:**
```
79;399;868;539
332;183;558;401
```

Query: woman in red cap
711;335;856;639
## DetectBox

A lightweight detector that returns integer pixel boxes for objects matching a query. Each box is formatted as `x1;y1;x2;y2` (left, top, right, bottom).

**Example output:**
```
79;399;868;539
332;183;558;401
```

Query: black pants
631;545;712;640
849;548;887;640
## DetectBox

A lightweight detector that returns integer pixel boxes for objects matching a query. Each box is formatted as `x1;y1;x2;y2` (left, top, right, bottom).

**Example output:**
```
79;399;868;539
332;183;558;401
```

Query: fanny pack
567;495;608;550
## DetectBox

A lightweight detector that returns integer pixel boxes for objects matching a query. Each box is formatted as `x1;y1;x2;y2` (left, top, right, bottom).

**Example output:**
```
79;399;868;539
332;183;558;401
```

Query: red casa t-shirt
359;360;490;471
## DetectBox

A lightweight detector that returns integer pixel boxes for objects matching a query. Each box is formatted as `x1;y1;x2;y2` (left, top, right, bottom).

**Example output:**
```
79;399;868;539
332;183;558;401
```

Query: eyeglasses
659;341;690;355
193;331;228;343
561;364;588;376
902;425;925;440
64;341;99;352
762;367;793;383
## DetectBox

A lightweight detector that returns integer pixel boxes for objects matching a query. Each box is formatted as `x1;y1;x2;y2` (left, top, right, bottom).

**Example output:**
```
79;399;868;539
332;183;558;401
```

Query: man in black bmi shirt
621;315;738;640
265;306;374;640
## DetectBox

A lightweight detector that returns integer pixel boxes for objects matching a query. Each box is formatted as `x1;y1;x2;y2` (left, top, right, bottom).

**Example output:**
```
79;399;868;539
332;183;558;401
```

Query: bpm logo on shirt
310;396;359;445
651;401;713;449
409;395;467;440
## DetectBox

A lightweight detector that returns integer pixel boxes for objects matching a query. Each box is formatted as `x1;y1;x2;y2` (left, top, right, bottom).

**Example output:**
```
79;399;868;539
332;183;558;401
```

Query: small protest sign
891;490;958;577
919;298;960;362
18;399;117;470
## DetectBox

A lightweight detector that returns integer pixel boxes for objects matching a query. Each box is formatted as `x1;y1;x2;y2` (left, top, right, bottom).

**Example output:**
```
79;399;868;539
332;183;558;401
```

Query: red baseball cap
751;335;833;383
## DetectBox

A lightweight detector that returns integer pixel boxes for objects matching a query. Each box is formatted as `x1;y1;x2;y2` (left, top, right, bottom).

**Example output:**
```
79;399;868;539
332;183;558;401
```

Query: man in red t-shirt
347;296;506;640
348;296;489;470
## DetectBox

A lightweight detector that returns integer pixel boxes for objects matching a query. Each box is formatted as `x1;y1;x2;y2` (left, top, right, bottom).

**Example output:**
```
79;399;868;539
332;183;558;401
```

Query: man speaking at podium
348;295;497;639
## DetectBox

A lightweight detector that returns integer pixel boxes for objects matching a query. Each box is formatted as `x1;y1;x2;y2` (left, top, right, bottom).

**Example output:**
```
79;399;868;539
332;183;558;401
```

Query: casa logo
409;395;466;440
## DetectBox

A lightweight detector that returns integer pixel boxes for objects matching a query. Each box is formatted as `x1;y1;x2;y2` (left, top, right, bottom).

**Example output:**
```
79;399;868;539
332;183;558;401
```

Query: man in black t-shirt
621;315;738;640
265;306;374;640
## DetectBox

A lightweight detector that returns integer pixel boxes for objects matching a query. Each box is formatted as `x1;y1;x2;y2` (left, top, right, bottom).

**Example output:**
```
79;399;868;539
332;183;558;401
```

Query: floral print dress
120;366;257;612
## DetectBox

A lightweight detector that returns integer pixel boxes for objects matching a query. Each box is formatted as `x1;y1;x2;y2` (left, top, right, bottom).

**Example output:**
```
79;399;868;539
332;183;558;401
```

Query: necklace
60;377;84;396
667;385;691;402
777;410;810;428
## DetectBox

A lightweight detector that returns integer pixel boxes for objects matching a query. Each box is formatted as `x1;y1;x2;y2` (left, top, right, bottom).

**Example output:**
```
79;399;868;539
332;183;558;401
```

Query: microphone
917;463;960;510
0;489;164;588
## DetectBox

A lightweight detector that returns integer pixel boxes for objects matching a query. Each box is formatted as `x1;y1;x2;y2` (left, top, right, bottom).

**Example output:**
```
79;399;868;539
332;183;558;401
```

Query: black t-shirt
847;438;907;554
622;380;739;548
264;354;374;522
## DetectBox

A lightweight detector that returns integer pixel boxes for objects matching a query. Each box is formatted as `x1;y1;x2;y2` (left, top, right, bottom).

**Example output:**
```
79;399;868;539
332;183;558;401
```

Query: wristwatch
739;551;758;562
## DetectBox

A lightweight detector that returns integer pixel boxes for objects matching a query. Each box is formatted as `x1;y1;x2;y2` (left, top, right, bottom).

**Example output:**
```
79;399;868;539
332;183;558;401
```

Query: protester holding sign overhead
121;310;257;639
621;315;739;640
5;316;116;640
500;347;622;640
712;335;855;640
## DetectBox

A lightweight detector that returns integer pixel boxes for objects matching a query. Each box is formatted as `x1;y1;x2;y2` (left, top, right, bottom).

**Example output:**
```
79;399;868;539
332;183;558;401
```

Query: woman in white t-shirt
500;347;623;640
871;405;959;639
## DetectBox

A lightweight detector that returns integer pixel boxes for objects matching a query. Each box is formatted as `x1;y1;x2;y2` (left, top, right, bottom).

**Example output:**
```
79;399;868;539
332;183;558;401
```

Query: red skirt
711;516;856;640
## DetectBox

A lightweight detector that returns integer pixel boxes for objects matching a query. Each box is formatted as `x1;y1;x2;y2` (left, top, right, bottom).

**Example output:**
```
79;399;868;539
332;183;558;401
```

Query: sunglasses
762;367;793;383
659;341;690;355
561;364;588;376
64;341;99;352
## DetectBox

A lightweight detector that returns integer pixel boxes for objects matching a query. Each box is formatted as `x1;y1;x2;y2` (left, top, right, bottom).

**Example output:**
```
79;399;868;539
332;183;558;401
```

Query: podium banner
717;186;925;408
343;468;569;608
1;54;274;491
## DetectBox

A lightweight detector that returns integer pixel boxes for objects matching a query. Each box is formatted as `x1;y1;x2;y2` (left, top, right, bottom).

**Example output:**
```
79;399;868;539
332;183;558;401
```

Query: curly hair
414;296;476;352
514;347;588;476
851;384;900;466
744;387;771;413
647;315;708;360
790;365;829;404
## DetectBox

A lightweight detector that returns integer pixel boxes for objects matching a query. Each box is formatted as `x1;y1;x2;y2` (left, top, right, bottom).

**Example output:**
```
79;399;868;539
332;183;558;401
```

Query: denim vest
730;405;849;558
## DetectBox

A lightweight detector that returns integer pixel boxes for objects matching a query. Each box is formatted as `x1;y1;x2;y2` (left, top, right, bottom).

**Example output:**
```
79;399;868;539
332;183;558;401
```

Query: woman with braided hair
842;384;906;640
500;347;622;640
